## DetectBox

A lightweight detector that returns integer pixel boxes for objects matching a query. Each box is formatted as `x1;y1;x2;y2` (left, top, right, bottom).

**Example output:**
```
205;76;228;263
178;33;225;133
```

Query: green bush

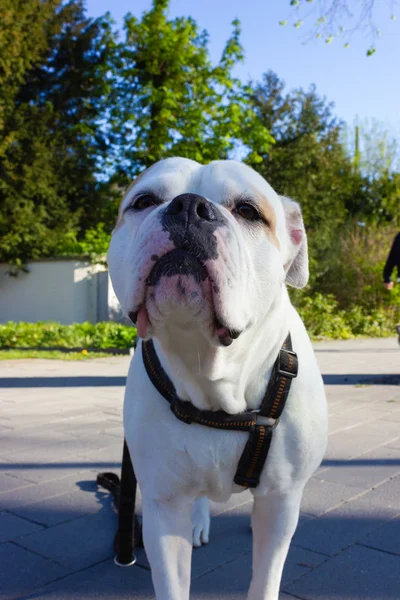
294;292;399;340
0;292;398;350
0;321;137;349
54;223;111;263
315;222;399;311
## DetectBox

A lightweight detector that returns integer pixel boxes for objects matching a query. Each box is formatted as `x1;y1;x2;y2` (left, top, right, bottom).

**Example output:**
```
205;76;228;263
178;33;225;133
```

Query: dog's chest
124;385;248;501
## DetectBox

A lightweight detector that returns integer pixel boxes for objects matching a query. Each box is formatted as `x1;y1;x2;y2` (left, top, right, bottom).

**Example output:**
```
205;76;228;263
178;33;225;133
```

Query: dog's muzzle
161;193;225;261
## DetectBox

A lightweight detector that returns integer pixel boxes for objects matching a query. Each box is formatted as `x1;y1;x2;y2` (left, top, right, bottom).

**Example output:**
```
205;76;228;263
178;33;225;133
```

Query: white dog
107;157;327;600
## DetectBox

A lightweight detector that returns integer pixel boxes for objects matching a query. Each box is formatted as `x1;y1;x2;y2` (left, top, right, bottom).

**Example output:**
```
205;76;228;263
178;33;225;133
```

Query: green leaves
283;0;396;54
0;321;137;349
110;2;271;177
0;0;273;267
0;1;116;267
293;292;397;339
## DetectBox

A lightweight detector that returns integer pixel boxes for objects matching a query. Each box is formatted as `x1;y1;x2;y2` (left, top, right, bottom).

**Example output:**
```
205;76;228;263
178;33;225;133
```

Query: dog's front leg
142;495;193;600
247;487;304;600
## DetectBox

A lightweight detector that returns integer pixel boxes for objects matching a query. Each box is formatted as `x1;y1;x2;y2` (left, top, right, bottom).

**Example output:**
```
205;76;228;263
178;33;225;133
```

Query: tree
109;0;272;180
280;0;398;55
0;0;60;155
343;118;400;180
342;119;400;223
0;1;116;268
247;71;366;272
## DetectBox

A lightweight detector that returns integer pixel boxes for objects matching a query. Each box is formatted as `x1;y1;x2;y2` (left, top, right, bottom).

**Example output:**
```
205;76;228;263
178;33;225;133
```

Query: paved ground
0;337;399;600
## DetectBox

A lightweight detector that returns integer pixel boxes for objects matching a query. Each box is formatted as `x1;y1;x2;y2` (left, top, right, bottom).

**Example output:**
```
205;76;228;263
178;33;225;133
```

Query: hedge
294;293;398;340
0;321;137;350
0;294;398;351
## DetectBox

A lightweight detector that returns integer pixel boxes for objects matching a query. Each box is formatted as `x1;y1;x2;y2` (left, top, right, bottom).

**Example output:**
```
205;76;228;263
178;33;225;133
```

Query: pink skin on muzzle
129;221;242;345
137;306;150;339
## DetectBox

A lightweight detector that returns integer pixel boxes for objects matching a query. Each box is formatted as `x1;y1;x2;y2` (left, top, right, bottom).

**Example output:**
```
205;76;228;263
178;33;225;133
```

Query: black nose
161;193;224;261
165;193;218;225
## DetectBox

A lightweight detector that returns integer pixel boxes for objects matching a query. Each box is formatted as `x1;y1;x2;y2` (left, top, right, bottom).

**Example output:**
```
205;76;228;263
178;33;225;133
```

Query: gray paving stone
102;424;124;438
0;430;70;459
316;445;400;488
1;338;399;600
327;414;368;435
3;457;100;485
50;417;121;438
0;473;33;494
134;501;254;573
0;541;70;600
135;504;314;575
300;476;365;516
0;470;96;511
387;436;400;448
324;420;400;462
359;516;400;556
284;544;400;599
1;432;120;464
0;408;101;431
190;544;326;600
381;409;400;423
326;403;400;428
10;479;113;527
16;507;118;571
293;492;399;556
0;511;44;542
357;473;400;511
18;558;153;600
343;401;400;420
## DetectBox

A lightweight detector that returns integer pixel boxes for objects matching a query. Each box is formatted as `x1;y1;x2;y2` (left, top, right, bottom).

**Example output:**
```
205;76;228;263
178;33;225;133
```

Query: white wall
0;260;123;324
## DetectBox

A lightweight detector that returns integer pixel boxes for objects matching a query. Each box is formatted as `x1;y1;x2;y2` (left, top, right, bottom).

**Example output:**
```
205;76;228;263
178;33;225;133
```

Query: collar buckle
252;411;279;428
278;348;298;379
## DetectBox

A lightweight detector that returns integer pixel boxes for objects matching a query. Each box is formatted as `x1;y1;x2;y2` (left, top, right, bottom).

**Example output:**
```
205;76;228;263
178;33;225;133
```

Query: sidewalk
0;337;399;600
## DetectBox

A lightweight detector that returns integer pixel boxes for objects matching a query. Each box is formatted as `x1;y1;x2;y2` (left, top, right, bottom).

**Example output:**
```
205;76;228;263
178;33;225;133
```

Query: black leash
97;440;143;566
97;333;298;565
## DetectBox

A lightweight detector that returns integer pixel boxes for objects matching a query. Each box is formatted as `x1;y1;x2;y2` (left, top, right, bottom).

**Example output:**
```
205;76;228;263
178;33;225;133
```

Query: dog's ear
281;196;309;289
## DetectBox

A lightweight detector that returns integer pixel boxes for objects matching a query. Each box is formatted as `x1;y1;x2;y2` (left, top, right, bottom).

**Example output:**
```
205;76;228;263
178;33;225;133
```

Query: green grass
0;350;113;360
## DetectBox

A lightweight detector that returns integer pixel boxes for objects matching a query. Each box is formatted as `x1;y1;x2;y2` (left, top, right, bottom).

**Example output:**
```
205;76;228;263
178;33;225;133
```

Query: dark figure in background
383;232;400;290
383;232;400;344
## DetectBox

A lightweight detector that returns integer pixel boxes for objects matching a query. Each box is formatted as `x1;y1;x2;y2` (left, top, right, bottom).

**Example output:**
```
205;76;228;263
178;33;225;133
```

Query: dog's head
108;158;308;346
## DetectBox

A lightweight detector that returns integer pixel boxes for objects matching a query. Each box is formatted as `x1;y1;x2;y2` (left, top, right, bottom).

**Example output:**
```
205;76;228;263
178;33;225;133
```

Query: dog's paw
192;497;210;547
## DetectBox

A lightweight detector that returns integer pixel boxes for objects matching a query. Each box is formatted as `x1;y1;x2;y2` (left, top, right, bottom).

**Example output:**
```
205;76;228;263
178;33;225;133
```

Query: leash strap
114;440;138;566
97;441;143;566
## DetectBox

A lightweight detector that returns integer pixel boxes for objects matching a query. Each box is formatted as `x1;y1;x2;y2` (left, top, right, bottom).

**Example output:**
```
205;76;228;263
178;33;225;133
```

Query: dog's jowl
107;157;328;600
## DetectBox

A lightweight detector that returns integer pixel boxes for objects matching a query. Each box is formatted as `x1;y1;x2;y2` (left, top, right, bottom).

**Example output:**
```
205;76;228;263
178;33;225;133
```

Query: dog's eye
234;202;260;221
130;195;158;211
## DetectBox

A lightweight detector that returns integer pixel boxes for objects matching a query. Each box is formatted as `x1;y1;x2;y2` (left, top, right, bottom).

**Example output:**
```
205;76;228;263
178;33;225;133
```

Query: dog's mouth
129;249;242;346
214;317;241;347
146;249;208;287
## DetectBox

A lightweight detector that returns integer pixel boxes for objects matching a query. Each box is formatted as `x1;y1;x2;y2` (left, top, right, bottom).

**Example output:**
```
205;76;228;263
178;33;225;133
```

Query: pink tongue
137;307;150;339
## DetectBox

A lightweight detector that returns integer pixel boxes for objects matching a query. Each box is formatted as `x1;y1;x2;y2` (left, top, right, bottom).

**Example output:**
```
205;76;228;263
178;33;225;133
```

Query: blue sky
86;0;400;129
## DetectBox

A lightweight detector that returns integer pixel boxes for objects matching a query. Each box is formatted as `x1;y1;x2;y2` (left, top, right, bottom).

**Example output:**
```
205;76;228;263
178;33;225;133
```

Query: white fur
108;158;328;600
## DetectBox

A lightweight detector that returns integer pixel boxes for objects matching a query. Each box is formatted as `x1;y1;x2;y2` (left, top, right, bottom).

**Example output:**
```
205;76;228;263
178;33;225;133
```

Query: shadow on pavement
0;373;399;388
2;498;399;600
0;376;127;388
2;457;400;475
